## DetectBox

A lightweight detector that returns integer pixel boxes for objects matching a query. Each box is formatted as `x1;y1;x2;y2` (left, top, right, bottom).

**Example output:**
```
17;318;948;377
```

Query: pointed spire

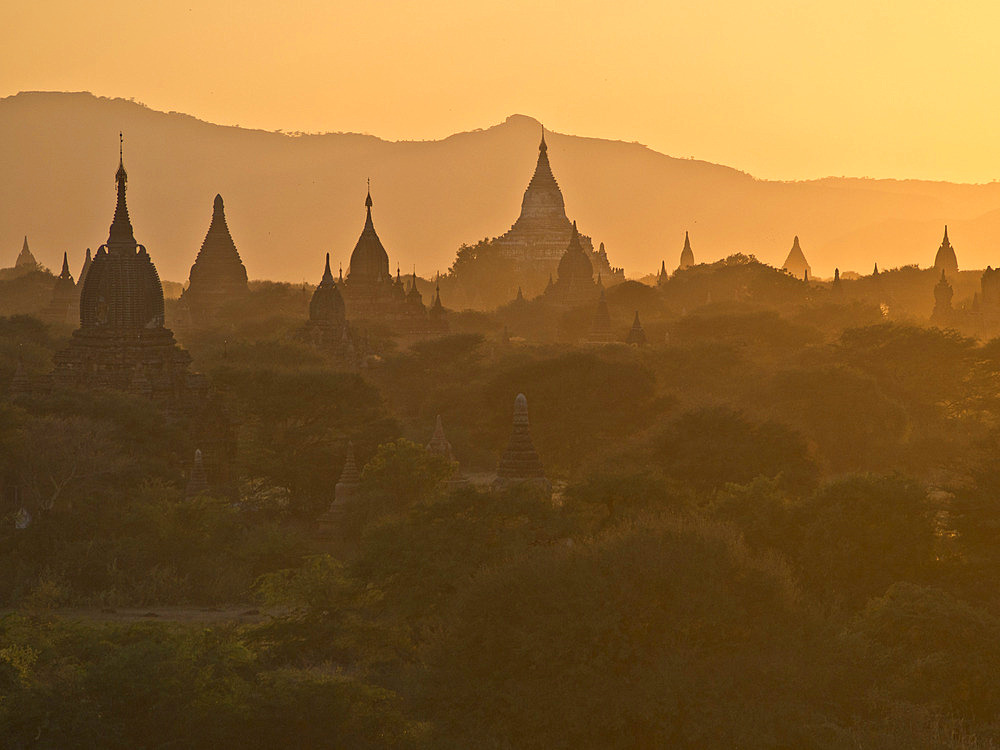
516;286;524;302
338;263;343;283
108;133;136;251
59;251;71;279
626;310;647;346
678;231;695;271
426;414;455;463
496;393;547;487
15;236;37;268
944;225;950;244
322;252;333;282
873;263;880;276
78;248;92;288
539;128;547;153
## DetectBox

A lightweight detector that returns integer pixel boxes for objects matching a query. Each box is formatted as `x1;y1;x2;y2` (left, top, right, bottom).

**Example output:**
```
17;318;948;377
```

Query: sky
3;0;1000;183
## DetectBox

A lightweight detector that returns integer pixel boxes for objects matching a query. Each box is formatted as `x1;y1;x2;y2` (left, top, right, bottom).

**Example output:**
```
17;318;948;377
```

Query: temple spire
108;134;136;251
59;251;71;279
323;252;333;282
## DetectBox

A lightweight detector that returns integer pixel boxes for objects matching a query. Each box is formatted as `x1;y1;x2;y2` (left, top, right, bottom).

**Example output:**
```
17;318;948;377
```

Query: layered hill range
3;90;1000;285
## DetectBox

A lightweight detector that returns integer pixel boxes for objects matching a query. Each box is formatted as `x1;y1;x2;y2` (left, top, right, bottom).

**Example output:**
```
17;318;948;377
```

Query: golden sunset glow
5;0;1000;182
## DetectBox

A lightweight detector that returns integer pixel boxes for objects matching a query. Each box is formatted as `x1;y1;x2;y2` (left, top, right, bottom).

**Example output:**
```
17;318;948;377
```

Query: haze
5;0;1000;183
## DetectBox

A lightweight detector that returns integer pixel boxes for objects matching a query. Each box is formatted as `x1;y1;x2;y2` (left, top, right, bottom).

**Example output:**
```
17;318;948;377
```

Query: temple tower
306;252;349;349
53;140;196;399
626;310;647;345
334;441;362;506
494;393;550;492
15;236;37;270
426;414;455;463
678;231;694;271
931;269;954;324
544;221;598;308
493;131;622;282
656;260;668;286
43;252;78;324
933;226;959;275
782;236;811;279
78;248;92;289
182;194;249;322
428;282;449;332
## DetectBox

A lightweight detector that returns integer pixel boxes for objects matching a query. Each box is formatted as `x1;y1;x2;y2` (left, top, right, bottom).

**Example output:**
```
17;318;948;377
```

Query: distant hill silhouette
3;91;1000;285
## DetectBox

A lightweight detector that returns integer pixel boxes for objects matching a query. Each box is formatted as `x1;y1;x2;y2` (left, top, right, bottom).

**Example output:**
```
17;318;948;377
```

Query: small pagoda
494;393;550;493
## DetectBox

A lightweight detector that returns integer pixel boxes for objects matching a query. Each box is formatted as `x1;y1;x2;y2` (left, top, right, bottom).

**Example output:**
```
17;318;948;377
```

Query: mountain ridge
2;91;999;285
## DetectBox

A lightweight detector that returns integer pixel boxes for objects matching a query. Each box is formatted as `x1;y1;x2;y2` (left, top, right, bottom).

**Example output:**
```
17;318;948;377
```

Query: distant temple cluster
10;127;1000;513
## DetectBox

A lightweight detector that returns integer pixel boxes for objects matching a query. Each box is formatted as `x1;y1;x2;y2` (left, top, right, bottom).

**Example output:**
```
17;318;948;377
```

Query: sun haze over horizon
4;0;1000;184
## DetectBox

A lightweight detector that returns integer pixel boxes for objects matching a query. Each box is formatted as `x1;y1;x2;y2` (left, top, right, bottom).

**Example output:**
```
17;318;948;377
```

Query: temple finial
540;128;547;153
119;132;123;165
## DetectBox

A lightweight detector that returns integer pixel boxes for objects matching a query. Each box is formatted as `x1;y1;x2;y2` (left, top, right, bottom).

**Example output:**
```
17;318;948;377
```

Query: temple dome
933;226;958;274
557;222;593;283
79;149;165;329
347;190;391;284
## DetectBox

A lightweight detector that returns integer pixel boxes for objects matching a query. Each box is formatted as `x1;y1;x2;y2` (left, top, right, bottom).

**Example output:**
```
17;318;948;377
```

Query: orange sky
4;0;1000;183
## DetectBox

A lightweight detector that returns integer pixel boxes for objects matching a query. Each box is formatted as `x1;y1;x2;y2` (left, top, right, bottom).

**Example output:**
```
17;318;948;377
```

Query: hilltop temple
180;194;249;323
782;236;811;280
340;189;447;334
933;226;959;275
15;237;38;270
494;133;623;283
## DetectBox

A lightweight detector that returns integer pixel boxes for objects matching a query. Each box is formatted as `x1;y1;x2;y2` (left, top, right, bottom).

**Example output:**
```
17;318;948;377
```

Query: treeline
3;281;1000;746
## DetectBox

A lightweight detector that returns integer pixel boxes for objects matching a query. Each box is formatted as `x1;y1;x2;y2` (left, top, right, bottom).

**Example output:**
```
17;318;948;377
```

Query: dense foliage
3;266;1000;748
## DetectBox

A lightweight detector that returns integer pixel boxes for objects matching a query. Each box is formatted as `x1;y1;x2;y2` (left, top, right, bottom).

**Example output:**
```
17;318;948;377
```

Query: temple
494;393;550;492
626;311;646;345
931;269;953;324
543;221;600;308
334;441;361;506
427;414;455;464
181;194;249;323
49;140;234;494
305;252;351;353
339;189;447;334
678;231;695;270
42;252;78;324
15;237;38;270
78;248;92;289
933;226;958;275
494;132;623;283
782;236;811;279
